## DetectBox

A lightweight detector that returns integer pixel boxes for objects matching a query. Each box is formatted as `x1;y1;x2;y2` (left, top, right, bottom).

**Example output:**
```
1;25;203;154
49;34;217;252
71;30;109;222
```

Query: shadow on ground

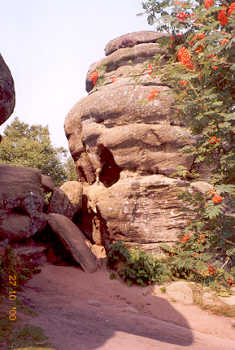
10;264;195;350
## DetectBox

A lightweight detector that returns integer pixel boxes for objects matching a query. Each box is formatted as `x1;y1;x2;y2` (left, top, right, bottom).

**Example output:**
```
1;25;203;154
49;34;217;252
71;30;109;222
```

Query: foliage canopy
0;117;73;186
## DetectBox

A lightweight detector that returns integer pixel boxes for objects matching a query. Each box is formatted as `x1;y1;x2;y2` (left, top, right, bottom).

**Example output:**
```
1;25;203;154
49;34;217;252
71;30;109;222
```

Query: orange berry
210;136;217;144
90;71;98;85
209;188;215;195
212;194;223;204
204;0;214;9
218;10;228;26
195;45;204;53
177;12;190;21
179;80;188;86
208;266;215;274
221;39;229;46
180;233;191;243
228;3;235;16
208;54;218;62
148;89;160;101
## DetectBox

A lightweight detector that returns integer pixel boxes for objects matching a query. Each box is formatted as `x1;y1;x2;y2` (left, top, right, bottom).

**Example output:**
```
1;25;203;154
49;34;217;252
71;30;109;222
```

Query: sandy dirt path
16;264;235;350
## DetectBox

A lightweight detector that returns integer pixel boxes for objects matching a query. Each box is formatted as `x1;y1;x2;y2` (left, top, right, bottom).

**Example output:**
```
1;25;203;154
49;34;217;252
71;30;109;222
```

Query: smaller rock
13;244;47;266
48;181;82;219
120;306;138;313
91;244;107;259
47;213;97;273
218;295;235;306
152;284;167;297
202;292;216;306
104;31;167;56
88;300;101;307
91;244;107;269
41;175;55;192
190;181;213;194
166;281;194;305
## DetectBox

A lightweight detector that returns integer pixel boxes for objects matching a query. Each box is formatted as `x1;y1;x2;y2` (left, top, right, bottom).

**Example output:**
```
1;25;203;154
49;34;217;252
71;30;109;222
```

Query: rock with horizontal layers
0;54;15;126
12;242;48;266
104;31;168;56
47;213;97;272
0;164;47;242
83;175;190;252
64;31;200;253
48;181;83;219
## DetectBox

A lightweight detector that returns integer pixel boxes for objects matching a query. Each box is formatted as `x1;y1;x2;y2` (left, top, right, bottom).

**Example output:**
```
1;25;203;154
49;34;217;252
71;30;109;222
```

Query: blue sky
0;1;152;149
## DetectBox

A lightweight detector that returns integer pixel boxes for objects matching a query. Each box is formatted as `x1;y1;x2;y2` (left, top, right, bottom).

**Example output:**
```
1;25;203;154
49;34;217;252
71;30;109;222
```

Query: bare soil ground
8;264;235;349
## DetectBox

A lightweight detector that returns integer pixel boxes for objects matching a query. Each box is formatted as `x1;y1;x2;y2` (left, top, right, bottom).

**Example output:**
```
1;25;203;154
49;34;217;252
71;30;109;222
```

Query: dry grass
189;283;235;318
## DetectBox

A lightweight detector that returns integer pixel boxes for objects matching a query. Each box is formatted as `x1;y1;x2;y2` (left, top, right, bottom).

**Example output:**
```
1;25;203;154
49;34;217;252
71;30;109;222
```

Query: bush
107;241;170;286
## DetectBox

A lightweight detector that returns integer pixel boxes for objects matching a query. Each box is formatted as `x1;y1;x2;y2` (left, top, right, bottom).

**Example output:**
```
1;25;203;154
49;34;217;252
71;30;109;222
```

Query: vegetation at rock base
0;313;53;350
107;241;170;286
0;247;52;349
0;247;41;294
107;241;234;294
0;117;77;186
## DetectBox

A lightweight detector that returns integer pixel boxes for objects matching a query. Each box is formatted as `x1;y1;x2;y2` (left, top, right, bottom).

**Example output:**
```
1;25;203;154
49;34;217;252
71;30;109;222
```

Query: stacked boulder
64;31;198;253
0;165;97;272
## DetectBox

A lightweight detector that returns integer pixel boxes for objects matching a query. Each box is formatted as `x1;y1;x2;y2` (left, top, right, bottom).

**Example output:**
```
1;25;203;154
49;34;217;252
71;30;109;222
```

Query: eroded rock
47;213;97;273
0;164;46;242
48;181;83;219
84;175;190;251
0;54;15;126
166;281;194;305
64;31;198;253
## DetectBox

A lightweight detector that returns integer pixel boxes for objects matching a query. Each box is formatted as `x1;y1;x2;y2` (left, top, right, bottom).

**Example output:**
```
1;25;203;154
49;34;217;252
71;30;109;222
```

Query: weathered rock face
0;164;47;242
64;31;196;253
48;181;83;219
0;54;15;126
47;213;97;272
84;175;190;252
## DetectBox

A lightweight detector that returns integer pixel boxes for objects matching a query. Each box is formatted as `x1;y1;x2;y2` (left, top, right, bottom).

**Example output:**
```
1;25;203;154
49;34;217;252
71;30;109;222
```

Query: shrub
107;241;170;286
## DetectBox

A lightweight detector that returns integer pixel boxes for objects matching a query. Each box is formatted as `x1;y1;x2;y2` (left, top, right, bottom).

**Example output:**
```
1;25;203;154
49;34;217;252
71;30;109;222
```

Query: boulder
12;243;48;266
84;175;190;251
166;281;194;305
48;181;83;219
104;31;168;56
41;175;55;192
0;54;15;126
86;42;168;92
47;213;97;272
64;31;198;253
0;164;47;242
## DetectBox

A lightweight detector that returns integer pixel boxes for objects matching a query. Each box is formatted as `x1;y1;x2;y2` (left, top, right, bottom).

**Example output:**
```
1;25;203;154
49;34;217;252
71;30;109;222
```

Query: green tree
0;117;68;186
64;156;77;181
138;0;235;290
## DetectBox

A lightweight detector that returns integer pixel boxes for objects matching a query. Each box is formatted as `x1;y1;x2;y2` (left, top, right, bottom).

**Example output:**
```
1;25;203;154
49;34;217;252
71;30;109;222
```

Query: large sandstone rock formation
0;54;15;126
64;31;196;253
